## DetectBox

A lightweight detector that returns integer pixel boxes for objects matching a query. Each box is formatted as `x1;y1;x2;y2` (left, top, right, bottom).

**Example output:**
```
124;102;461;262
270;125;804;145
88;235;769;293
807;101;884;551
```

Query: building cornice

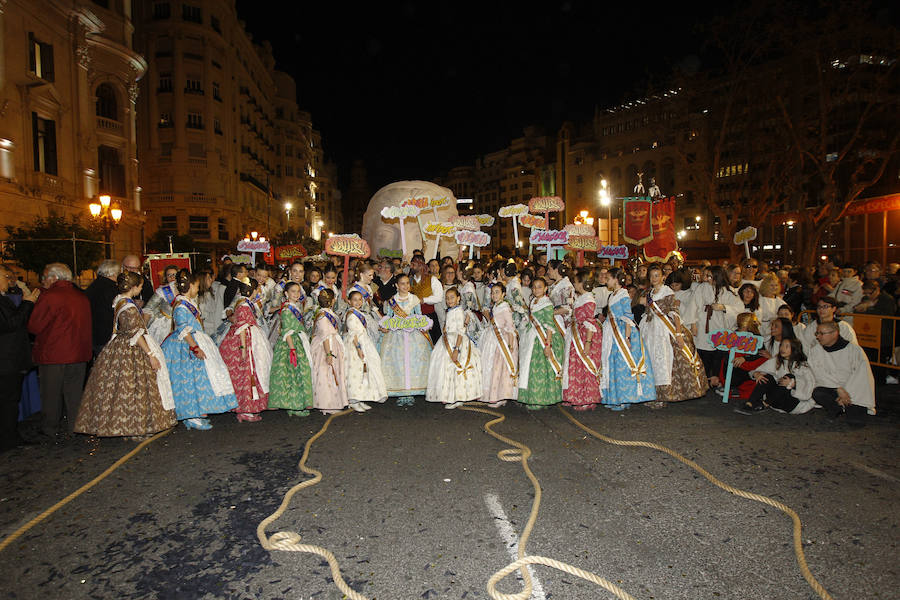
86;35;148;79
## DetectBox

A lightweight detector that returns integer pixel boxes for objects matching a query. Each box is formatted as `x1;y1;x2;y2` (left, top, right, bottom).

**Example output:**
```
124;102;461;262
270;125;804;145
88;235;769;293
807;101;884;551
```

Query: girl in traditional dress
160;269;237;430
219;278;273;422
312;265;346;317
75;271;176;437
501;263;528;333
547;260;575;325
517;277;565;409
381;274;434;406
309;289;349;414
640;264;707;407
601;269;656;410
145;264;180;343
426;287;483;408
344;290;387;410
346;262;384;344
268;282;315;416
478;284;518;407
562;269;603;411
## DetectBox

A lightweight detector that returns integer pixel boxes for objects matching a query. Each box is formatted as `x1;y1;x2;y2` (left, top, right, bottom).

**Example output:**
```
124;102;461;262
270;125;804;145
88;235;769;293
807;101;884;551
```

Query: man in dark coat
85;260;121;357
28;263;92;438
122;254;152;307
0;264;41;451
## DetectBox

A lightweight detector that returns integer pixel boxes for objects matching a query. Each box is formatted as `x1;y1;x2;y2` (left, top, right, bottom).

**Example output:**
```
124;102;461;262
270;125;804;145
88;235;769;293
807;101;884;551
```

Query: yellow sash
528;307;562;379
490;308;518;381
571;319;601;379
649;300;704;385
609;315;648;391
442;321;474;380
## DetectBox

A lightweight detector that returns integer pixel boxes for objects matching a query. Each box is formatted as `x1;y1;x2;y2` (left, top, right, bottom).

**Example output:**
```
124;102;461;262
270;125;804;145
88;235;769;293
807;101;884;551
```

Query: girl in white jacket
739;338;816;415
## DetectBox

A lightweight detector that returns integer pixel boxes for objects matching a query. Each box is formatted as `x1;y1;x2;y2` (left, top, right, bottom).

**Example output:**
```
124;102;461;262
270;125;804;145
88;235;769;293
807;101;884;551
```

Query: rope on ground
256;408;369;600
558;406;834;600
0;427;175;554
459;404;638;600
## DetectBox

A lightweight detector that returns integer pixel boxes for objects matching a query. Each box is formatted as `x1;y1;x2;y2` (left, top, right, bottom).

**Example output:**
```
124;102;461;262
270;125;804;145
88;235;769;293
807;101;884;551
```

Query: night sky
236;1;730;192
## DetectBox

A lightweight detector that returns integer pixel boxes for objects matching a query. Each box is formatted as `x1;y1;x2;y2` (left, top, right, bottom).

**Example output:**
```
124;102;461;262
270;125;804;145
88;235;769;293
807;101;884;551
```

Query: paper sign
379;314;433;331
450;215;481;230
710;330;763;354
528;196;565;213
381;205;421;219
455;230;491;247
223;254;252;265
519;214;547;229
499;204;529;217
424;222;456;236
402;196;452;209
237;239;271;253
565;236;600;252
529;229;569;245
597;245;629;260
733;226;758;245
274;244;307;261
378;248;403;258
851;315;882;349
475;214;496;227
325;234;371;258
564;224;596;237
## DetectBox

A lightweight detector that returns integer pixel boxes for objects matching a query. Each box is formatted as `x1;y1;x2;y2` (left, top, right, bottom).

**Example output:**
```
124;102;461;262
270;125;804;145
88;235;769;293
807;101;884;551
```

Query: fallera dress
145;282;178;344
600;288;656;408
267;301;314;415
517;295;565;409
346;282;384;345
562;293;604;410
381;293;433;402
75;296;176;436
310;308;349;413
478;300;519;405
219;299;272;415
161;296;237;420
343;308;388;404
426;305;483;405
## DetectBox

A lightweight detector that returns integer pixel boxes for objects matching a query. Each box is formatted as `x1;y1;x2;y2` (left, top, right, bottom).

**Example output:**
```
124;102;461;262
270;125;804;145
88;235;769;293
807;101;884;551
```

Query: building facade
0;0;147;263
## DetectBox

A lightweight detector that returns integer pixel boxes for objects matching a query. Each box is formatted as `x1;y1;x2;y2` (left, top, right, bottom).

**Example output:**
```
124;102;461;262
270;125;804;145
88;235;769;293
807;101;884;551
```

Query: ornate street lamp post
88;194;123;259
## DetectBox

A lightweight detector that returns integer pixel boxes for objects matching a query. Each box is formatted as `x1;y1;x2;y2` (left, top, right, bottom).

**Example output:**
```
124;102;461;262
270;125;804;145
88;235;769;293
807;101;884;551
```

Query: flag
622;197;653;245
643;196;678;262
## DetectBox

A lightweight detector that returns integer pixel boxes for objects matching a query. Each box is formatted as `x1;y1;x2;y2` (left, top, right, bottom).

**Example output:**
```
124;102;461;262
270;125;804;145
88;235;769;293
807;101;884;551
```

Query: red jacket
28;280;92;364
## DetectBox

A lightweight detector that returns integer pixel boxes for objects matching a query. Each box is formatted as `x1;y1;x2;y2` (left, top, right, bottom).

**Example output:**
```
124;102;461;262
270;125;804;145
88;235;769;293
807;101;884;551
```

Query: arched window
95;84;118;120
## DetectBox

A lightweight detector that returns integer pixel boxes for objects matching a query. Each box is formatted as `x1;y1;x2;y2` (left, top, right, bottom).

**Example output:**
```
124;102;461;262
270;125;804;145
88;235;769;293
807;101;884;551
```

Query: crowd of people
1;249;895;450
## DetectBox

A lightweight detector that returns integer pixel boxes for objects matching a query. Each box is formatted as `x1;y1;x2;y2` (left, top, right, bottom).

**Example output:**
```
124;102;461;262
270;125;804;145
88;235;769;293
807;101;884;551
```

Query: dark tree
3;215;104;276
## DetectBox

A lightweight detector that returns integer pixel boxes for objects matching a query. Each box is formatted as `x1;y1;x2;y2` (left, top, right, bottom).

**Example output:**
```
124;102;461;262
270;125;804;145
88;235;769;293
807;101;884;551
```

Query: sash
527;306;562;379
315;309;339;331
489;304;518;380
608;315;648;392
177;298;201;321
284;302;305;328
159;284;176;304
389;296;433;347
351;283;382;317
442;315;474;380
649;299;704;384
571;319;601;379
348;308;367;330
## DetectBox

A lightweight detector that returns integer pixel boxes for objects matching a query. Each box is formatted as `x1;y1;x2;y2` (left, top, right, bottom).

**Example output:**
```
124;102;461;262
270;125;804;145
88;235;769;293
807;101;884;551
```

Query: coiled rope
255;408;369;600
0;427;175;554
460;404;637;600
558;406;834;600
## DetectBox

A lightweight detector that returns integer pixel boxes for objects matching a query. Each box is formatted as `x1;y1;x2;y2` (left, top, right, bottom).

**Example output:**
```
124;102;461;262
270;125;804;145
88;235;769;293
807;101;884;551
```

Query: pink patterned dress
562;293;603;409
219;300;271;415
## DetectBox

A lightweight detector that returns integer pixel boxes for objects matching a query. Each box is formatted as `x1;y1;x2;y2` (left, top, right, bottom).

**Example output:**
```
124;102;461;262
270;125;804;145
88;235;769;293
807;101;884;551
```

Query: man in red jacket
27;263;92;438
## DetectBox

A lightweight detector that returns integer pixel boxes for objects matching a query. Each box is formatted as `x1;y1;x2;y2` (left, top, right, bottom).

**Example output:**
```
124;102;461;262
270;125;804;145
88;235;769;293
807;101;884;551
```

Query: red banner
643;196;679;262
274;244;307;262
146;253;191;289
622;198;653;245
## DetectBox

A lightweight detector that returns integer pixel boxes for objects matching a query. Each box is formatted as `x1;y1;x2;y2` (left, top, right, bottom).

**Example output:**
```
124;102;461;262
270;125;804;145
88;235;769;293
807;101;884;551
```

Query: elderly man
121;254;152;306
85;259;121;357
808;320;875;423
0;265;41;451
408;254;443;342
27;263;92;438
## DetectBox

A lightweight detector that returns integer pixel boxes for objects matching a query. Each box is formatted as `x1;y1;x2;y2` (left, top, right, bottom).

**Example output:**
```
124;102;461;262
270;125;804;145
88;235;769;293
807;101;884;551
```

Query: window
160;216;178;231
213;82;221;101
158;112;172;127
95;84;118;120
186;113;203;129
189;215;209;235
522;181;533;188
285;164;293;177
98;145;125;196
160;142;173;158
214;118;222;135
211;15;221;33
158;73;172;92
185;78;203;94
218;218;228;240
28;33;54;82
31;113;57;175
182;4;202;23
153;3;170;19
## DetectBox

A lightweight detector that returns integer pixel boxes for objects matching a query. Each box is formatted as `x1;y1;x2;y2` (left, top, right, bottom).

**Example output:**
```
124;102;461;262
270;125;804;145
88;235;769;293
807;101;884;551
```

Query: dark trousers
699;349;726;378
39;363;86;436
811;387;868;422
747;378;797;412
0;371;25;448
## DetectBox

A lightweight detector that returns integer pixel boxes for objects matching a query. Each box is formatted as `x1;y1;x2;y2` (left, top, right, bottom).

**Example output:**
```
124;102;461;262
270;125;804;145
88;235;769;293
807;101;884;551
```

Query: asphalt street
1;387;898;600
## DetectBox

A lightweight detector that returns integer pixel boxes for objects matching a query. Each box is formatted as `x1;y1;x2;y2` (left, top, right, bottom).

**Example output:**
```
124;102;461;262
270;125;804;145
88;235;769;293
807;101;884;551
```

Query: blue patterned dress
161;297;238;420
381;293;433;398
600;288;656;407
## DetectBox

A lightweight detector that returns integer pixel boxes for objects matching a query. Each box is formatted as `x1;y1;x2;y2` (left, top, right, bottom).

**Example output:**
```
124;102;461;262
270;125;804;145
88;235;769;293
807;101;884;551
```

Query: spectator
783;268;813;315
854;280;896;385
807;321;875;423
798;296;857;352
85;259;121;357
216;256;234;285
740;338;816;415
760;317;797;359
223;263;249;309
27;263;92;438
830;263;863;321
739;257;760;288
0;264;41;451
122;254;152;306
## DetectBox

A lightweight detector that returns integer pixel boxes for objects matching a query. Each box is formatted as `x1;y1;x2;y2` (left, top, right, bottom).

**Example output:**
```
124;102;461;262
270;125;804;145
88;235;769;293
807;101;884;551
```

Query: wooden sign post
381;204;421;259
710;329;764;403
325;234;371;299
237;238;271;267
498;203;529;250
733;226;758;259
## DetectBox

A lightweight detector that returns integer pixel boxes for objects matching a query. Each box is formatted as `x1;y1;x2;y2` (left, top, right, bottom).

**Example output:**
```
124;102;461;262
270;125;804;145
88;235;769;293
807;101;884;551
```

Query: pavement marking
484;492;547;600
849;461;900;484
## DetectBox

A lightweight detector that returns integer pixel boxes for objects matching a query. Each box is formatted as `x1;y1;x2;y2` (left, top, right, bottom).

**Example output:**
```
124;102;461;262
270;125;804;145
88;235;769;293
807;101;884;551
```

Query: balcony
96;116;123;135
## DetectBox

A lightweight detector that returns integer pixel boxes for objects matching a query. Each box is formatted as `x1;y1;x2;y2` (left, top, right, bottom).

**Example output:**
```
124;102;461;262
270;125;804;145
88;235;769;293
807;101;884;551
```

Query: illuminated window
28;33;54;81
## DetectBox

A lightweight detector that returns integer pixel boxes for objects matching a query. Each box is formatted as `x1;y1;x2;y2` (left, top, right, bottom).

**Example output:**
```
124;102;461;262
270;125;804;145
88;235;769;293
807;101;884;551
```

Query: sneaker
713;387;725;397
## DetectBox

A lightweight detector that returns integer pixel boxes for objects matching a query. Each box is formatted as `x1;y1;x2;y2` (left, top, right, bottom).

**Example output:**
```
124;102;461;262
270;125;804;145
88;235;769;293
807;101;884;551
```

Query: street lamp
598;180;612;245
284;202;292;228
88;194;123;258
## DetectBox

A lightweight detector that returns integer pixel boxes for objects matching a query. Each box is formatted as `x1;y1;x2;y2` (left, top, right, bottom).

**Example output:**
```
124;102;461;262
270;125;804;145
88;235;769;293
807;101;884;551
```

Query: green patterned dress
267;302;314;415
517;296;565;408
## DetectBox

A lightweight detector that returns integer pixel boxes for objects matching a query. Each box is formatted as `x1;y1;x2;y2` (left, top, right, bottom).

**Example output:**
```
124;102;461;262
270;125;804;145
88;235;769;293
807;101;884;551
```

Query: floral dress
600;289;656;408
478;300;519;404
517;296;565;408
426;305;483;405
562;293;603;409
75;296;176;436
160;296;237;420
343;308;388;404
310;308;349;413
347;281;385;345
219;299;272;414
268;302;314;414
145;282;178;343
381;293;433;398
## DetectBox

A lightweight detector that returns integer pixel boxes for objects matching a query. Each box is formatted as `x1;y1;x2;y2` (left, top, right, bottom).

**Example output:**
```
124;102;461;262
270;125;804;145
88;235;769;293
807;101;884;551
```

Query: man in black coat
0;264;41;451
122;254;153;307
85;260;121;357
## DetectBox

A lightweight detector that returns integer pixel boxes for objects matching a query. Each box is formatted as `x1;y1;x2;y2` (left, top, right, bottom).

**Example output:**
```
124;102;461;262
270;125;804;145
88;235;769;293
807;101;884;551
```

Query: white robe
807;339;875;413
751;358;816;405
689;282;745;351
797;319;857;355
